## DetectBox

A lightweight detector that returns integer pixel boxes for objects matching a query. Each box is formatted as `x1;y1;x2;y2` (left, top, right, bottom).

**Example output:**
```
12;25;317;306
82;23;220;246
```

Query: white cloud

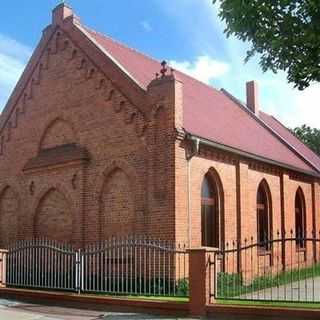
140;20;152;32
170;55;230;84
0;34;31;111
287;83;320;128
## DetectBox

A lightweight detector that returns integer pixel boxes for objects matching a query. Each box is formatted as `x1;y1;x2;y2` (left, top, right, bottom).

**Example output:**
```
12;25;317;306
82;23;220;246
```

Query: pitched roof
83;26;320;175
260;112;320;170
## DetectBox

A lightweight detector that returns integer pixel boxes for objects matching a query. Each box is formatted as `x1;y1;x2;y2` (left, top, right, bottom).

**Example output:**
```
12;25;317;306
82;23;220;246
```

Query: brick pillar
0;249;8;287
188;248;213;316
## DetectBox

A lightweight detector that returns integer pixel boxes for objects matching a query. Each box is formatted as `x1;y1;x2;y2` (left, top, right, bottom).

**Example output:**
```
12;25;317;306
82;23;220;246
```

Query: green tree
213;0;320;90
291;125;320;156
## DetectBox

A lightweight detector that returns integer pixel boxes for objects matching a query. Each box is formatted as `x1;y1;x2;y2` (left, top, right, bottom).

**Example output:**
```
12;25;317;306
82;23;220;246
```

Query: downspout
186;137;199;248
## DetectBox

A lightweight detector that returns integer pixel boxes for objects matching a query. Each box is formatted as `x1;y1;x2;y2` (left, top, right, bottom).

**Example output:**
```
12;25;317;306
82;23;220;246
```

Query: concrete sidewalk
0;298;191;320
0;298;313;319
239;276;320;301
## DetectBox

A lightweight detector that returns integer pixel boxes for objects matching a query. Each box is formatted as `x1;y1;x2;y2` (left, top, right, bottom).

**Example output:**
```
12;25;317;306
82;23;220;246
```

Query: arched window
295;188;306;249
201;173;220;247
257;180;272;250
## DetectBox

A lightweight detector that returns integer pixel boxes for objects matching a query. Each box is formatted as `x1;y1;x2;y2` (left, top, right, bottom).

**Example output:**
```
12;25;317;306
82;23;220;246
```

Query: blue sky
0;0;319;128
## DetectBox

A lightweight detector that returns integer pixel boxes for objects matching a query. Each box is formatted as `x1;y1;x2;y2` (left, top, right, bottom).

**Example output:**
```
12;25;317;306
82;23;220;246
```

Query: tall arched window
295;187;306;249
257;180;272;250
201;173;220;247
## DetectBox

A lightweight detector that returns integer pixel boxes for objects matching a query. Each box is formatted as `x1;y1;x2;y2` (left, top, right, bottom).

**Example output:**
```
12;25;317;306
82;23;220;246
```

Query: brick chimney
52;3;74;25
246;80;259;116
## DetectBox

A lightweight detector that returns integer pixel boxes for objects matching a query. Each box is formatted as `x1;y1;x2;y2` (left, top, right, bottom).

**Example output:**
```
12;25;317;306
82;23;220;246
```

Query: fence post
188;248;213;316
0;249;8;287
75;249;81;294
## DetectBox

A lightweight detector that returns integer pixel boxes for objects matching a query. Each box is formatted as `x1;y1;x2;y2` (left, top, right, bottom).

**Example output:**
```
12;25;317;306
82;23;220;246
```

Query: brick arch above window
39;117;77;151
97;158;144;212
33;186;74;243
0;185;20;247
99;168;135;239
24;117;88;172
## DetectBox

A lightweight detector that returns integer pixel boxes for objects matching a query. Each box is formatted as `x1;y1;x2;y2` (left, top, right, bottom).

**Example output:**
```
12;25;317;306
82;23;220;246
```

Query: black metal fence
209;230;320;302
6;236;189;297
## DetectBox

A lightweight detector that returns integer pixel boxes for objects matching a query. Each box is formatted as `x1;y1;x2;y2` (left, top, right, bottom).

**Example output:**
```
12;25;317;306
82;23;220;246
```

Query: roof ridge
82;23;222;95
82;24;162;69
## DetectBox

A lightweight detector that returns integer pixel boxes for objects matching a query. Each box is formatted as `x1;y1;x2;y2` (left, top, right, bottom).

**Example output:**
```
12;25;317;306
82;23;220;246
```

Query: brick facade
0;4;319;257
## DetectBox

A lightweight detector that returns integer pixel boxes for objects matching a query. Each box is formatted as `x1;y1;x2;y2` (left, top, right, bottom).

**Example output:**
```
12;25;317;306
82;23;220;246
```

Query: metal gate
209;231;320;302
6;239;80;291
6;237;189;297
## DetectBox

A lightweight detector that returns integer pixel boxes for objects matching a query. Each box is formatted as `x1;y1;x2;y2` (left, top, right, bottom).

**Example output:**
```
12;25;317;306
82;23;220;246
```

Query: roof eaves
76;23;146;91
185;131;319;178
220;88;320;173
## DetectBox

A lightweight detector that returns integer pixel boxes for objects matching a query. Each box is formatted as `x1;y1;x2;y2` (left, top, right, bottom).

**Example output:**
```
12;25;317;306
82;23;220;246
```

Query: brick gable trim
0;24;56;135
0;10;150;158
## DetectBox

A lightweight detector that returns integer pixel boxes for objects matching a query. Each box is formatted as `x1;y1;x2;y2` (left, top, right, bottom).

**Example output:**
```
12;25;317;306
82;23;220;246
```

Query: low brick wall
0;287;189;316
207;303;320;319
1;287;320;318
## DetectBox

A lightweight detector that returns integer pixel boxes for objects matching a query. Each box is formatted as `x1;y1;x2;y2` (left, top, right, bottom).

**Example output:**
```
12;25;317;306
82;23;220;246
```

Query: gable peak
52;3;79;26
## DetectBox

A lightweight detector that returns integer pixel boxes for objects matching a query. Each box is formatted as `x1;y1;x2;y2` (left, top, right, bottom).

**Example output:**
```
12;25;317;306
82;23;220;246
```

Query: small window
257;181;271;250
295;188;306;249
201;174;219;247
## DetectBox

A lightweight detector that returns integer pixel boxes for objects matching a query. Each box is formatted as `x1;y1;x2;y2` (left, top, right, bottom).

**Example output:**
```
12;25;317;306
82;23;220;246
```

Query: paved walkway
0;299;190;320
0;298;310;320
239;276;320;301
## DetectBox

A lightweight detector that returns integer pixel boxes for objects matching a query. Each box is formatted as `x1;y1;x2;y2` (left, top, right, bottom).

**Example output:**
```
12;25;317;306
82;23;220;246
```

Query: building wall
175;140;319;271
174;143;319;277
175;144;238;247
0;9;319;256
0;25;178;248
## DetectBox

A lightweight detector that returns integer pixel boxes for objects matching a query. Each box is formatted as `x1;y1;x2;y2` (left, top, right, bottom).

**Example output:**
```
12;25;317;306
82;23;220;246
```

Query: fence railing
5;236;189;297
6;239;79;292
209;230;320;303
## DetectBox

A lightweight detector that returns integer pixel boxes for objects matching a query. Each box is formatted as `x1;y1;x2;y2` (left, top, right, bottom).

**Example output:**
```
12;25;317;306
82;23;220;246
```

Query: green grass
83;292;189;302
218;263;320;298
123;295;189;302
218;299;320;310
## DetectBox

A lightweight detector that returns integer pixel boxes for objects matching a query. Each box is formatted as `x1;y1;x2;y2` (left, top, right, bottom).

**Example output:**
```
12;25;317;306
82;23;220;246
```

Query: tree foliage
291;124;320;156
213;0;320;90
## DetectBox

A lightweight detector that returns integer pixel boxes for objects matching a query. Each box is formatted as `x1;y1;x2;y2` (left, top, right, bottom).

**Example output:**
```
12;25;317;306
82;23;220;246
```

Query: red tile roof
83;26;319;175
260;112;320;170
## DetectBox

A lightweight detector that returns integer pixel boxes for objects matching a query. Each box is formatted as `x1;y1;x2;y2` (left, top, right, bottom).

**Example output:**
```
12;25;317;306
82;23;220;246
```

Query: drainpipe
186;137;199;248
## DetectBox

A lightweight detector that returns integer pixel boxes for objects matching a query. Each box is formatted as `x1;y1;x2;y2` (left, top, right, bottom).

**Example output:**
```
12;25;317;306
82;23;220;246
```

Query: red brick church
1;4;319;257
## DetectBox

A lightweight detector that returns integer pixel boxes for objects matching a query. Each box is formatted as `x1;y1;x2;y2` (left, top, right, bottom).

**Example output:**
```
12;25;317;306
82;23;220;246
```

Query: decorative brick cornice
248;162;281;176
175;127;186;141
198;145;237;166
